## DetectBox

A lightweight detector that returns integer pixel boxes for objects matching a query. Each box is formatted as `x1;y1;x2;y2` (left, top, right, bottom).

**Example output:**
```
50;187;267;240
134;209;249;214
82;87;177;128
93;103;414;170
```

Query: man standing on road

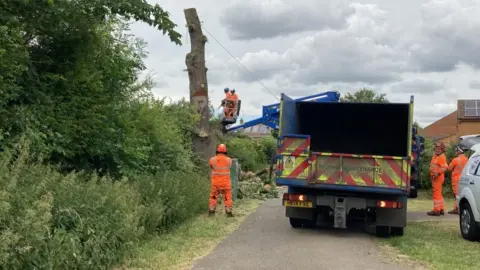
447;146;468;214
428;142;448;216
209;144;234;217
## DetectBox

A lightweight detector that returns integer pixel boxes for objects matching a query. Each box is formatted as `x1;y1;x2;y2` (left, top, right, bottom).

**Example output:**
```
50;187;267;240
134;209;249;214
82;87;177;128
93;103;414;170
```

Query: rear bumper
276;178;407;196
284;192;407;228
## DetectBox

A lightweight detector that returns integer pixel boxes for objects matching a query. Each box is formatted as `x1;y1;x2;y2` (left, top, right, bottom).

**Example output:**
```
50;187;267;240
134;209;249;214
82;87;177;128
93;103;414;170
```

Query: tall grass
0;146;209;269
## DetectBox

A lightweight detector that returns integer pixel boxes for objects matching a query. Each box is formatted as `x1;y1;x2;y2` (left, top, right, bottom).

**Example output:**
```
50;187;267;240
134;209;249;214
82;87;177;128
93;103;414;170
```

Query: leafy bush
0;147;140;269
0;142;209;269
132;170;209;235
221;135;276;172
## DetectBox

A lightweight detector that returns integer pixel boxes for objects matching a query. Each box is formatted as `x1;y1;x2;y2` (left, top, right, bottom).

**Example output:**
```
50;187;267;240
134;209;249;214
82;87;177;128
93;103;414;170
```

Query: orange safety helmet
216;144;227;153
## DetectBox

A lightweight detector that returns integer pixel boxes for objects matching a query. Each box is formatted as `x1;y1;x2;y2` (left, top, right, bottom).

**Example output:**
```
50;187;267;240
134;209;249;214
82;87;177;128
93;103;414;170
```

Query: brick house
420;100;480;144
240;124;272;139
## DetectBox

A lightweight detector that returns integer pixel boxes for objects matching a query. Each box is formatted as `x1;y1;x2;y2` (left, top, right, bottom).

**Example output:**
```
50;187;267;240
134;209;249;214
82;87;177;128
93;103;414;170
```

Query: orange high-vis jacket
430;153;448;179
230;93;239;101
209;154;232;187
448;154;468;180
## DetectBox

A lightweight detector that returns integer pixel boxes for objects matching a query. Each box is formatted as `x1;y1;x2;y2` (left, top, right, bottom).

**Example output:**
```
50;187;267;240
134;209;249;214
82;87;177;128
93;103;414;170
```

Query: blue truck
274;93;418;237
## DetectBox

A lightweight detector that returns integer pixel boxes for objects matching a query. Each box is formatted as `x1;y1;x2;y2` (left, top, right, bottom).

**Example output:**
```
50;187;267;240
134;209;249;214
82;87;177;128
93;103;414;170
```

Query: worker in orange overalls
223;89;236;119
447;145;468;214
230;89;238;101
427;142;448;216
209;144;233;217
221;88;231;107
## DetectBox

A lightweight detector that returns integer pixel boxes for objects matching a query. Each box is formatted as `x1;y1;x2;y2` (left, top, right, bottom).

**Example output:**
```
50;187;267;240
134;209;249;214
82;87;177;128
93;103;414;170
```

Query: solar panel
465;100;477;108
465;108;479;116
464;100;480;117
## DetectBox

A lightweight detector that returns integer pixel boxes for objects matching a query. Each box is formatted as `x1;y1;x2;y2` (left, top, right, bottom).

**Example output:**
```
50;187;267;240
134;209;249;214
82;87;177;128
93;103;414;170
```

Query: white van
457;137;480;241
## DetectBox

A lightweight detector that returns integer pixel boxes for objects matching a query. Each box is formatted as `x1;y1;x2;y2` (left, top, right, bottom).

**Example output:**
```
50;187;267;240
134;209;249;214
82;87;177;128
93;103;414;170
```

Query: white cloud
469;80;480;89
220;0;354;40
408;0;480;72
129;0;480;128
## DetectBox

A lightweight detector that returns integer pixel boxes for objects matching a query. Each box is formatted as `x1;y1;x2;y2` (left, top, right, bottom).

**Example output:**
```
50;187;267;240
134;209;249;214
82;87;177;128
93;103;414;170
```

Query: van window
469;156;480;175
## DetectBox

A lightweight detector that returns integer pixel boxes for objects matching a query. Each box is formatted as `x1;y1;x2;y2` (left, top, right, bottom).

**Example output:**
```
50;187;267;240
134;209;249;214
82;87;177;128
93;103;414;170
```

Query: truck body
275;93;414;237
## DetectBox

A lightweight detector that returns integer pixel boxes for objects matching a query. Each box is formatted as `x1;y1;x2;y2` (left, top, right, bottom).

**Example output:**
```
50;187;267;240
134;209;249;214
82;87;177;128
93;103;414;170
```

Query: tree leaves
340;88;389;103
0;0;188;176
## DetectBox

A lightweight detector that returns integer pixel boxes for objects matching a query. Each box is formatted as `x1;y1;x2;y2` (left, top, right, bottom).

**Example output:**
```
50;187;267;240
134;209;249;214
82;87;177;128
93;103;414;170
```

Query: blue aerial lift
221;90;424;198
222;91;341;133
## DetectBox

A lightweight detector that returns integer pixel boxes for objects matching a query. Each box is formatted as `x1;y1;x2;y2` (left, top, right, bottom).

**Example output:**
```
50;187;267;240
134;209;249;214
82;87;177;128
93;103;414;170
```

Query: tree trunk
184;8;215;162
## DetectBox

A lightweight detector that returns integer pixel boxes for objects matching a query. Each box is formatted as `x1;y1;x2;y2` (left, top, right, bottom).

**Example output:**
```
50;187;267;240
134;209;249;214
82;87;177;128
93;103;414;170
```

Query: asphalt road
191;198;424;270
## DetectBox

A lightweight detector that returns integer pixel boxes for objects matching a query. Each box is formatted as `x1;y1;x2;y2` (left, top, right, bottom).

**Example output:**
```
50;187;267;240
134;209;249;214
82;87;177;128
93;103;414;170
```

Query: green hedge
221;135;276;172
0;99;209;269
0;144;209;270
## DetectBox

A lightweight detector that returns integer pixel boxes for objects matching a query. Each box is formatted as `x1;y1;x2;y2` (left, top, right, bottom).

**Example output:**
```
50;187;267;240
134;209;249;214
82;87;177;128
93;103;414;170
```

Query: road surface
191;197;440;270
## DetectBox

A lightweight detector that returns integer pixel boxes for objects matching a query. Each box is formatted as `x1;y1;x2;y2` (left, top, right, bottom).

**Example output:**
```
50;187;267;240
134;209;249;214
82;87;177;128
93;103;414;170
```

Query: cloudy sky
130;0;479;127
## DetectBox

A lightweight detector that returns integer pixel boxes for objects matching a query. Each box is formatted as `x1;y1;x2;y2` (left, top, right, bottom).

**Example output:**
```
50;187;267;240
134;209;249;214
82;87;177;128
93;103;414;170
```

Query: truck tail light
377;200;402;209
283;193;307;201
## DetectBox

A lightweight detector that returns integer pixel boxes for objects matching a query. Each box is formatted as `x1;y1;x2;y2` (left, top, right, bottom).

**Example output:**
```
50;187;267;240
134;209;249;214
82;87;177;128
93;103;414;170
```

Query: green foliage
0;1;225;269
0;143;209;269
257;136;277;161
221;135;276;172
131;170;209;235
0;0;182;176
340;88;389;103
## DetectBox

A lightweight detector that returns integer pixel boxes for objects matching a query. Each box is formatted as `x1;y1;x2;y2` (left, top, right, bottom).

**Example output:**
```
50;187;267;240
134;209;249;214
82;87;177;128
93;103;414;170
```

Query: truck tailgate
276;135;409;190
312;153;409;189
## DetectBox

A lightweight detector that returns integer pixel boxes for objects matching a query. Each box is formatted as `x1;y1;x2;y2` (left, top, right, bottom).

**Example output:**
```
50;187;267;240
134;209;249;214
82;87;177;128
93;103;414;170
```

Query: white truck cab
457;142;480;241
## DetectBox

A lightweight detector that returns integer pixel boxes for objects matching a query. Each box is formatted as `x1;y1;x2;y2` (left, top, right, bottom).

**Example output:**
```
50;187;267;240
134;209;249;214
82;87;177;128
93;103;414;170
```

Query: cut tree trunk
184;8;215;161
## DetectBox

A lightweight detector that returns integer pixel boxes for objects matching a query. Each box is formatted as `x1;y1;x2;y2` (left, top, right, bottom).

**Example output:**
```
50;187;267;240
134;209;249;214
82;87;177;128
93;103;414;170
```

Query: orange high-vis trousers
209;185;233;211
432;175;445;212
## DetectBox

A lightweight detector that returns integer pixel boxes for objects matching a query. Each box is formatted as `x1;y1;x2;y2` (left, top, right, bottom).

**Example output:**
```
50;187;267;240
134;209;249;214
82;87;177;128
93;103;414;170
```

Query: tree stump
184;8;215;161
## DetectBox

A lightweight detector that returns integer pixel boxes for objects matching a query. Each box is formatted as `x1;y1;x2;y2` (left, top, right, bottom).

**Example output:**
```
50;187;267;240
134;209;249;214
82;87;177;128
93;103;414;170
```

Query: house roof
419;99;480;140
419;110;457;139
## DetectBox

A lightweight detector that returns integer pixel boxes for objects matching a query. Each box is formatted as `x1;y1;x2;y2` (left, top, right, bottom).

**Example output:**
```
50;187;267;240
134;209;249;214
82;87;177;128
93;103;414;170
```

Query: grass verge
407;190;455;212
382;220;480;270
124;199;262;270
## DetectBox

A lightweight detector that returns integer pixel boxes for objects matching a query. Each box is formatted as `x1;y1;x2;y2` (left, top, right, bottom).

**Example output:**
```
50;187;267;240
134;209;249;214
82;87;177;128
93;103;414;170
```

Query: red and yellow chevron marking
312;153;409;188
277;136;310;156
278;154;310;179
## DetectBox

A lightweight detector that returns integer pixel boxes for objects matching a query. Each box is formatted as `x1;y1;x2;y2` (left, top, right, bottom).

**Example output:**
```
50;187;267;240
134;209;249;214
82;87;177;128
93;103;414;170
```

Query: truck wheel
289;218;303;228
375;226;390;238
459;202;480;241
408;188;418;198
391;227;404;236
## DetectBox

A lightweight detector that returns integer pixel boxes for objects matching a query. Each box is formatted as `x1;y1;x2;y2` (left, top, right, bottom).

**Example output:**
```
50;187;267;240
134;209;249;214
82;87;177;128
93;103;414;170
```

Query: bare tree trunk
184;8;215;161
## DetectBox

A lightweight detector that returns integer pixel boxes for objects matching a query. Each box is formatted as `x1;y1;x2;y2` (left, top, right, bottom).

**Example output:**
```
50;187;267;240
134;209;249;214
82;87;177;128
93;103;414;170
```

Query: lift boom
225;91;341;133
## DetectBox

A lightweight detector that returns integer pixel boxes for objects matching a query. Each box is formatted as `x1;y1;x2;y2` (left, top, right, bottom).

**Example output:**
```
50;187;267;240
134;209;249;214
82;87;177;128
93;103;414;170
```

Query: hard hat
216;144;227;153
224;87;229;92
231;89;236;93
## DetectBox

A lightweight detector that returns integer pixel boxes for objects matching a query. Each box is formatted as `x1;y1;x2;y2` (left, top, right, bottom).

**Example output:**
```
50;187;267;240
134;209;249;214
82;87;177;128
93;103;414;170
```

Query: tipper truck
275;93;414;237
